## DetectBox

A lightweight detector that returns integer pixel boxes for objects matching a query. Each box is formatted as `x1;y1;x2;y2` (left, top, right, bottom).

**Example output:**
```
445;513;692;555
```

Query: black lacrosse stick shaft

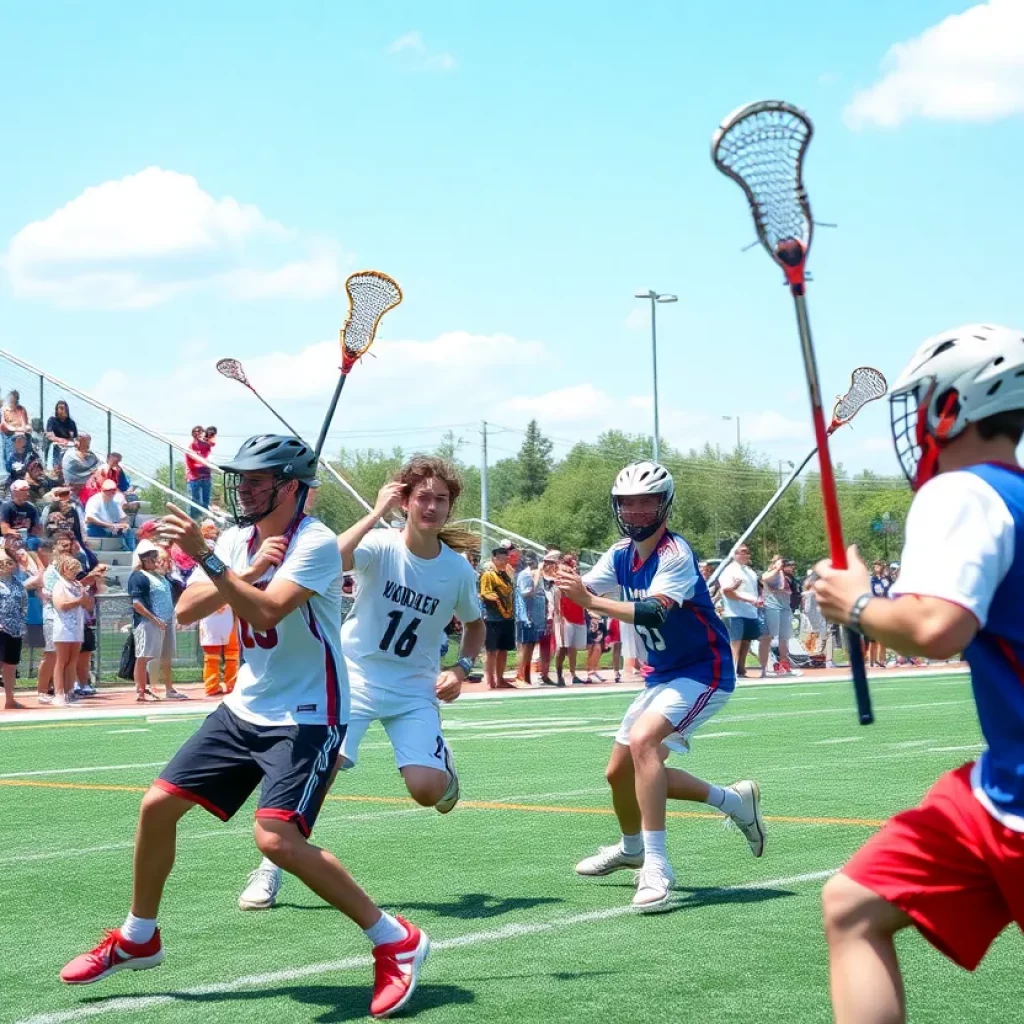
314;373;349;461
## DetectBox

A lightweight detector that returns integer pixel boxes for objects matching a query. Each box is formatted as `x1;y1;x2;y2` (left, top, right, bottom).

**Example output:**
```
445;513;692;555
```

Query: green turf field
0;672;1017;1024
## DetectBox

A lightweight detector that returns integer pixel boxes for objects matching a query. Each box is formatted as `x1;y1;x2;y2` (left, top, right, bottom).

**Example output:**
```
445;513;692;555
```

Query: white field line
1;665;971;726
0;762;167;779
0;783;609;868
13;868;837;1024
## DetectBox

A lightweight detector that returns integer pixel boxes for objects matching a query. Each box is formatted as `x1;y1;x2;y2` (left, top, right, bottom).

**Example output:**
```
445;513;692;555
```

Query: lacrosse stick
709;367;887;587
314;270;403;461
215;357;377;516
712;101;873;725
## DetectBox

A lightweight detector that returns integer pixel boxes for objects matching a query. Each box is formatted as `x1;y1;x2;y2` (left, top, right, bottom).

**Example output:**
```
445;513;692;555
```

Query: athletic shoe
725;780;766;857
435;743;460;814
632;863;676;912
370;917;430;1019
79;684;97;696
238;865;282;910
60;928;164;984
37;694;53;705
575;843;644;877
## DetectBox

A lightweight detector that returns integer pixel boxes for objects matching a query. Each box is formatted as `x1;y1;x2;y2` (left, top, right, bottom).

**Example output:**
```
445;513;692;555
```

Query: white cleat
726;780;766;858
238;865;282;910
575;844;645;877
632;863;676;913
435;743;460;814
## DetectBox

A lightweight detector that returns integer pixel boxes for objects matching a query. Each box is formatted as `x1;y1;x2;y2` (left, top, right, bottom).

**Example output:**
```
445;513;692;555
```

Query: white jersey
190;516;347;728
341;529;482;702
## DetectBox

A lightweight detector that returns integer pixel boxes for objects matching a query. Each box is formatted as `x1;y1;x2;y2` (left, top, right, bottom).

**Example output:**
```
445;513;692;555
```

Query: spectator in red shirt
553;553;587;685
184;425;212;520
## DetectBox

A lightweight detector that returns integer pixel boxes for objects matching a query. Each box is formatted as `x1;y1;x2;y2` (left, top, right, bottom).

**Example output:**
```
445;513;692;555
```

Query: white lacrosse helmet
890;323;1024;489
611;461;675;541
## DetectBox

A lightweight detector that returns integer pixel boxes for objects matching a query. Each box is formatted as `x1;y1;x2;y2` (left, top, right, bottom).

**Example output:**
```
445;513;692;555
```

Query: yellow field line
0;779;885;827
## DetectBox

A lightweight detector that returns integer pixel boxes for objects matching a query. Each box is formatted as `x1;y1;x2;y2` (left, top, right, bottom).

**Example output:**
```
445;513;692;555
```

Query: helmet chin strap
913;389;960;491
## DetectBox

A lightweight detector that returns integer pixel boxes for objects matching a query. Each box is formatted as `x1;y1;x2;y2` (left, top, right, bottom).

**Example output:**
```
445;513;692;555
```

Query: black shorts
485;618;516;652
81;626;96;654
155;704;345;837
0;630;22;666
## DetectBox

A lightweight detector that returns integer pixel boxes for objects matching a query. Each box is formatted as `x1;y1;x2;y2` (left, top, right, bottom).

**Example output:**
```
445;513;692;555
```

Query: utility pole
634;289;677;463
480;420;489;557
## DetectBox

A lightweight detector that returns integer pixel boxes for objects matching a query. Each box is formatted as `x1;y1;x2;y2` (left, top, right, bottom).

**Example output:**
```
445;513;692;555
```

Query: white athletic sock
621;832;644;857
364;911;408;947
121;913;157;945
260;856;278;872
642;830;668;871
706;784;743;817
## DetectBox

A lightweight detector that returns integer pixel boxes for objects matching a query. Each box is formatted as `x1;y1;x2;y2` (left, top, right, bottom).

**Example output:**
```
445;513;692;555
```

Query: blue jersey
892;463;1024;828
583;531;734;691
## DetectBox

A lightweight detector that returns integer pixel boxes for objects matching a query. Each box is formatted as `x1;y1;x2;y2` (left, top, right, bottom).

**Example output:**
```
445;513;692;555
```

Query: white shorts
340;688;446;772
614;678;731;754
52;618;83;644
556;621;587;650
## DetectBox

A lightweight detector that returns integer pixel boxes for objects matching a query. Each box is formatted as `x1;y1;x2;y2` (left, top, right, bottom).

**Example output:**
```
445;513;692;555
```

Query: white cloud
745;410;809;443
845;0;1024;128
388;31;425;54
387;29;456;71
623;307;648;332
4;167;345;309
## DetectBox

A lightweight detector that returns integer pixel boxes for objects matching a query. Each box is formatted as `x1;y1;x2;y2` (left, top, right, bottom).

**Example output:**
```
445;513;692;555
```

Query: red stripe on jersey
995;636;1024;687
303;604;340;726
688;605;724;691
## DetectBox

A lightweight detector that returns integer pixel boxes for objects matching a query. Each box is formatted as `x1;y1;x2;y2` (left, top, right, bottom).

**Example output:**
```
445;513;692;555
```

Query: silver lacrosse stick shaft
708;447;817;586
219;359;375;515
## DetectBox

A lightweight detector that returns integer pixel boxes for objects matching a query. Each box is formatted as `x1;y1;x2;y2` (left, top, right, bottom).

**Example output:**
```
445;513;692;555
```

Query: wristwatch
849;593;874;639
454;656;475;678
199;551;228;580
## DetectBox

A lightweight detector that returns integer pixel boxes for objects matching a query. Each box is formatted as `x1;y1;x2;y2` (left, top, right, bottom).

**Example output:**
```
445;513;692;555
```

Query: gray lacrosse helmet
219;434;319;527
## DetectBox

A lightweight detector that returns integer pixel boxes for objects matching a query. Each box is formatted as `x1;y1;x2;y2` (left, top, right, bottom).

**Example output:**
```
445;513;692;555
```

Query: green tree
516;420;553;500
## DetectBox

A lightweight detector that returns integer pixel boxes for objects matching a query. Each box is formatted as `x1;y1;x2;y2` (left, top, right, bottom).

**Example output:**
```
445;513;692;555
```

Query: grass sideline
0;671;1016;1024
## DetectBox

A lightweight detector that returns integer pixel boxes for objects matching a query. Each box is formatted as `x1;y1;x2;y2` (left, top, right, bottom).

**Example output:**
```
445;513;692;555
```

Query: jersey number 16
379;610;421;658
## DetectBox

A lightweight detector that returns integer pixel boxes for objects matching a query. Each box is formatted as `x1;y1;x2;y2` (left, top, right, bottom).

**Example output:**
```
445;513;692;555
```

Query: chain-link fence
95;593;202;680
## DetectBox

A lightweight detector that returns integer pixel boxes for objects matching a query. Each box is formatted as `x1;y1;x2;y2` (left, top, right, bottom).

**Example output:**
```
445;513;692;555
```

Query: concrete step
93;549;132;567
85;537;123;552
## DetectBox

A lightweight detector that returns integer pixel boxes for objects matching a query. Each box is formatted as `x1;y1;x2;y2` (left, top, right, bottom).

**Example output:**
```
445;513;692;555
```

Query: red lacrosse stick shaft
810;403;848;568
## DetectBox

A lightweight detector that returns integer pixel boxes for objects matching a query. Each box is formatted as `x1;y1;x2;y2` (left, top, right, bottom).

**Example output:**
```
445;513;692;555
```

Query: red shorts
844;762;1024;970
605;619;621;645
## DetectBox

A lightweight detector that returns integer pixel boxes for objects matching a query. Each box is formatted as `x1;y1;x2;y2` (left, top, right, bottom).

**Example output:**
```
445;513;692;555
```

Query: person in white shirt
717;544;766;678
238;455;485;911
60;435;430;1021
84;479;135;551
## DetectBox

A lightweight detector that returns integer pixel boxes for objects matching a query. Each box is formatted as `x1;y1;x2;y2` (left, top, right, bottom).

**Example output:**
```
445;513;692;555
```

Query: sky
1;0;1022;484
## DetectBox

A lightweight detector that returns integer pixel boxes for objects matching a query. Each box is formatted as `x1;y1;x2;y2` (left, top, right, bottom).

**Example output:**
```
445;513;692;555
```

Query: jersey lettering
382;580;441;616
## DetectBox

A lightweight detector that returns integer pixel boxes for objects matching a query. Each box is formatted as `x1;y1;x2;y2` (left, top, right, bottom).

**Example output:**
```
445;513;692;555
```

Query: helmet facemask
890;378;960;491
224;471;294;529
612;492;673;542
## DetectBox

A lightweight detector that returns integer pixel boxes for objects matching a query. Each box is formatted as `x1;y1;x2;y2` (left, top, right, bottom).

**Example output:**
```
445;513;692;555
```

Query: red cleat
369;917;430;1019
60;928;164;985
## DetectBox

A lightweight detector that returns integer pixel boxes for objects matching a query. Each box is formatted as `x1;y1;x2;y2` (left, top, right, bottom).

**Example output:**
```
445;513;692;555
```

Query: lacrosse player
555;461;765;912
238;456;484;908
60;436;429;1020
814;324;1024;1024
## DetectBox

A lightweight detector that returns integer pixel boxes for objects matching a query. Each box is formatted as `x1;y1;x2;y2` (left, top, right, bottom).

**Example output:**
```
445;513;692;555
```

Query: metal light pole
722;415;742;449
635;290;677;463
778;459;795;487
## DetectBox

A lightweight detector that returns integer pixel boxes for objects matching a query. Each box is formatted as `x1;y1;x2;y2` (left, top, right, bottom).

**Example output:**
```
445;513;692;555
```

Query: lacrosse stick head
712;100;814;288
828;367;888;433
216;358;251;388
340;271;403;374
